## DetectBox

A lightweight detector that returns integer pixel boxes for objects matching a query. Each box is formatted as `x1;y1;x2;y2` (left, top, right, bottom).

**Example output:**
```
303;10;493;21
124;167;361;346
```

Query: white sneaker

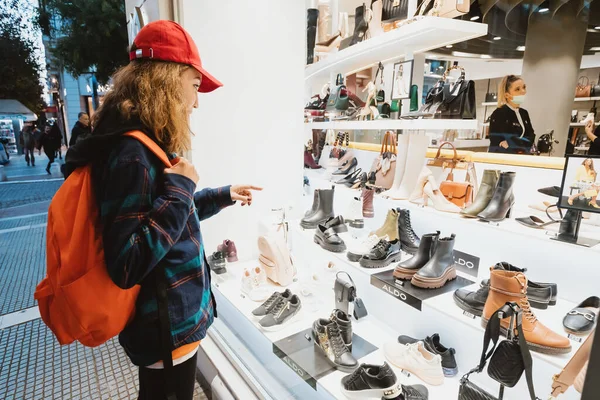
343;196;364;229
346;234;387;263
383;341;444;386
241;267;271;302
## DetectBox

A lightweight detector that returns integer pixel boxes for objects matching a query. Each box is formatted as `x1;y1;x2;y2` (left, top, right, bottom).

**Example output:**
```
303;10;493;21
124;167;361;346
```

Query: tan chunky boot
370;209;399;241
482;268;571;355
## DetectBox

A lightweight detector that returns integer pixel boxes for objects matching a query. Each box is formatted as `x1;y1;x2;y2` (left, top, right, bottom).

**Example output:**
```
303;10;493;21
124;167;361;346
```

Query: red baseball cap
129;20;223;93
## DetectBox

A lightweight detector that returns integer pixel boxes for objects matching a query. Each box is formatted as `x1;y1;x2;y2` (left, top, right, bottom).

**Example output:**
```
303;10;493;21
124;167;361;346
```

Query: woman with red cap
65;20;261;400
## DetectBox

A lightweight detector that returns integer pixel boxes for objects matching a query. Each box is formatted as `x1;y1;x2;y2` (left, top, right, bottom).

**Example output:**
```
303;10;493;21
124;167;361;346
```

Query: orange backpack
34;130;172;347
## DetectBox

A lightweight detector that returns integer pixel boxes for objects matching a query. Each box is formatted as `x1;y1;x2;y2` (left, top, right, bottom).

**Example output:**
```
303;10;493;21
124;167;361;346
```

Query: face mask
511;95;526;105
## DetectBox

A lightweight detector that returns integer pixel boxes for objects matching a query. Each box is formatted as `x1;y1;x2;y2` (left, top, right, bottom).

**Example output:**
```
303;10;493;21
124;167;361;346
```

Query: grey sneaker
258;295;301;331
252;289;292;317
382;384;428;400
312;318;358;372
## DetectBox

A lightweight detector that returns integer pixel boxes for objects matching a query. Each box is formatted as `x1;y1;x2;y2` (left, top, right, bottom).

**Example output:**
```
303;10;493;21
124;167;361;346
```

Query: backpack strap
123;130;172;168
551;331;595;397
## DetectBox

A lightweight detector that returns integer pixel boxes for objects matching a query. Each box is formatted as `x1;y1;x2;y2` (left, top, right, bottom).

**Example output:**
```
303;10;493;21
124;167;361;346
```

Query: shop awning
0;99;37;122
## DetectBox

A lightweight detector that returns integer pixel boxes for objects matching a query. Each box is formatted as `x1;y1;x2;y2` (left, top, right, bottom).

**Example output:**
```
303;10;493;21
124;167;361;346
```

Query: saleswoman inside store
488;75;536;154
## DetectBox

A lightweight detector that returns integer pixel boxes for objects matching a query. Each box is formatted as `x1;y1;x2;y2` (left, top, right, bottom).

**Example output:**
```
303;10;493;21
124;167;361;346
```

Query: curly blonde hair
92;60;192;154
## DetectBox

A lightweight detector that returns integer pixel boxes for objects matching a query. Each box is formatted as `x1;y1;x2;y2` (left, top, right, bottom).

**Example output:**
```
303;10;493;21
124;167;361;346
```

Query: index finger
239;185;263;191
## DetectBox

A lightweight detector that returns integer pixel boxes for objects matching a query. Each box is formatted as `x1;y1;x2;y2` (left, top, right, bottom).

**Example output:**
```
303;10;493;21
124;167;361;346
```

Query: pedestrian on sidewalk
69;112;91;147
64;20;260;400
39;123;58;174
19;123;36;166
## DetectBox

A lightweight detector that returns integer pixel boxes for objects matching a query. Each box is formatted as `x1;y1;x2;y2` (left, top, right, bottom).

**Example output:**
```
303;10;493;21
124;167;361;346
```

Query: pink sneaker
217;240;238;262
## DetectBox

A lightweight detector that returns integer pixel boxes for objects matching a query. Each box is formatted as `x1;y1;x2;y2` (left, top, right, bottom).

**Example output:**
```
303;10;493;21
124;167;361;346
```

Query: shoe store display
301;186;335;229
330;309;353;350
313;317;358;372
371;209;399;241
383;341;444;386
453;285;488;316
482;268;571;354
344;196;365;229
396;208;420;254
336;168;363;186
347;234;386;262
241;267;271;302
478;171;516;222
359;238;401;268
393;232;439;280
333;157;358;175
563;296;599;335
252;289;292;317
304;149;322;169
217;239;238;262
207;251;227;274
258;294;302;331
314;217;348;253
340;362;400;399
461;169;500;218
410;234;457;289
306;8;319;65
397;333;457;377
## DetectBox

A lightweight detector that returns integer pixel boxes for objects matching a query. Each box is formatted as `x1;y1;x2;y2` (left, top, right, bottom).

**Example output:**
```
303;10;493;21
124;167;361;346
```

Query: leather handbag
369;131;397;189
440;171;472;208
427;141;479;199
382;0;408;22
550;330;594;397
327;74;349;111
436;66;476;119
591;74;600;97
458;303;538;400
485;92;498;103
575;76;591;98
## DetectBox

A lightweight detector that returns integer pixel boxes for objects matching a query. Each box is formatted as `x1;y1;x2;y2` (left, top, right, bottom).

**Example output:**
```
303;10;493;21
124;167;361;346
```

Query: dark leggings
138;352;197;400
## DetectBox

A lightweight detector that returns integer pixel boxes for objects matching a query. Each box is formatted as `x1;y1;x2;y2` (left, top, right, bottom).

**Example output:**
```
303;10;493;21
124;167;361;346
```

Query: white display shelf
481;102;496;106
573;96;600;102
211;260;462;399
570;122;587;127
305;17;487;82
305;119;479;131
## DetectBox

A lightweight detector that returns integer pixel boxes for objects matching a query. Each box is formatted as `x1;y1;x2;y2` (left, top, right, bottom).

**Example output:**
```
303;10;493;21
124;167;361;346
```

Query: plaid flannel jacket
93;136;233;366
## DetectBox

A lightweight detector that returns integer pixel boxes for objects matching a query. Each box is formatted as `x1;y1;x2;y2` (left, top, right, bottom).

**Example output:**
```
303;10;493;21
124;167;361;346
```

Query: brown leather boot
370;208;399;241
482;268;571;354
362;188;374;218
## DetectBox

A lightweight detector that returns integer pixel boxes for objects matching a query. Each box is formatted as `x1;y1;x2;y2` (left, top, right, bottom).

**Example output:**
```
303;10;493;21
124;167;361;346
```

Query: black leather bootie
397;208;421;254
478;171;515;222
411;234;457;289
307;9;319;64
301;187;334;229
393;231;439;280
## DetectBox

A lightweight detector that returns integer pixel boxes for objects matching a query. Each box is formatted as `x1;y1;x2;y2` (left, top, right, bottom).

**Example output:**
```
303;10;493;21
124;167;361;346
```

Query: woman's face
507;79;526;100
584;159;592;167
181;68;202;115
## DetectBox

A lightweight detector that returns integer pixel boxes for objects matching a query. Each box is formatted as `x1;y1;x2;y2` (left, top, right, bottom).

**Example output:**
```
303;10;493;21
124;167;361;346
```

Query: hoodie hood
64;108;158;178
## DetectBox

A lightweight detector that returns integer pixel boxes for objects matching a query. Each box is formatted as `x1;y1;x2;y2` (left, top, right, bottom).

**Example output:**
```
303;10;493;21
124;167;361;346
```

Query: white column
181;1;305;257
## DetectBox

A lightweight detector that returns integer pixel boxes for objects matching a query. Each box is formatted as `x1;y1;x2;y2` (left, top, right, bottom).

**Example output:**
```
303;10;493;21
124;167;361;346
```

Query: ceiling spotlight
596;26;600;29
470;15;480;21
493;36;501;40
538;7;549;13
446;44;453;48
480;54;492;59
516;46;526;51
590;47;600;51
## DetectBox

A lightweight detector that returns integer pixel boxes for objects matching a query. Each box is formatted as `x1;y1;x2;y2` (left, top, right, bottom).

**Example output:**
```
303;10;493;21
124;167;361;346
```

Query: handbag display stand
458;302;539;400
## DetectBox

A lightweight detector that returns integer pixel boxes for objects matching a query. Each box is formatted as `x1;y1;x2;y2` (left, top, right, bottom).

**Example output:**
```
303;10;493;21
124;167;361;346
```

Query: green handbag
409;84;419;112
327;74;349;111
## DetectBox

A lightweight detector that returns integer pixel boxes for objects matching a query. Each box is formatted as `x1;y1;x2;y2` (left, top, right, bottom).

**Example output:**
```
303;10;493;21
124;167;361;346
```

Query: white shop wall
181;0;305;259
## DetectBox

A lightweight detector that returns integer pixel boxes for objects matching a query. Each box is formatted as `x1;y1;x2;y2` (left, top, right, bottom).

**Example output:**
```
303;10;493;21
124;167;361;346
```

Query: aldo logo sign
453;250;480;277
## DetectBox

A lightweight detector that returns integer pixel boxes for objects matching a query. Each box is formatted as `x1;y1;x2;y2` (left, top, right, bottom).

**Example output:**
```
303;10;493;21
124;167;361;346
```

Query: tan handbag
576;76;591;98
369;131;397;190
427;141;478;198
550;330;594;397
439;168;473;208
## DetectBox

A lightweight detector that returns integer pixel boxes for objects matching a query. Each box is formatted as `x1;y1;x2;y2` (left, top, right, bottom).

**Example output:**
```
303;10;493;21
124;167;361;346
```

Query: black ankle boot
307;8;319;64
350;4;368;46
301;187;334;229
393;231;439;280
478;171;516;222
397;208;420;254
305;189;320;218
411;234;457;289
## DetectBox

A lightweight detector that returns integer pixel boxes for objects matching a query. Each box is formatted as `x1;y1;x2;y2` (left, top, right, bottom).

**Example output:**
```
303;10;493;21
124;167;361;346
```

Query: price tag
463;310;477;320
567;333;583;343
400;369;411;378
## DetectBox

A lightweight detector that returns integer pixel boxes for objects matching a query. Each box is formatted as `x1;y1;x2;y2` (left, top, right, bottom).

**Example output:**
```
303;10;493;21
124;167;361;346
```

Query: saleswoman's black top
590;126;600;155
488;104;536;154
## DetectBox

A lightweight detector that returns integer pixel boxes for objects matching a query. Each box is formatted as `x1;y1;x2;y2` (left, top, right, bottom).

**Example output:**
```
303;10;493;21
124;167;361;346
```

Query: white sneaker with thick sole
383;341;444;386
241;267;271;302
347;234;387;263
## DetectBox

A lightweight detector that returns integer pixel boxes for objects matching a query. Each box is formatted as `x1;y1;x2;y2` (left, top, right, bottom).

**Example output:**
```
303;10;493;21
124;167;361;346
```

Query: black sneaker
397;333;457;377
330;309;352;350
208;251;227;274
258;295;301;331
382;384;428;400
312;318;358;372
359;239;402;269
341;362;400;399
453;285;488;316
252;289;292;317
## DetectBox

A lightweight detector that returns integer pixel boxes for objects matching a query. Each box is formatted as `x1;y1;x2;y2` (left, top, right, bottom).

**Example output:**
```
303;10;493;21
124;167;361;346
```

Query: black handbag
458;302;538;400
436;66;476;119
334;271;368;319
485;93;498;103
381;0;408;22
592;74;600;97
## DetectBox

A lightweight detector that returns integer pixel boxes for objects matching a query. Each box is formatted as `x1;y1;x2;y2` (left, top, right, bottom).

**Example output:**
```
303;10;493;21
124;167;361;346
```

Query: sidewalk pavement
0;154;207;399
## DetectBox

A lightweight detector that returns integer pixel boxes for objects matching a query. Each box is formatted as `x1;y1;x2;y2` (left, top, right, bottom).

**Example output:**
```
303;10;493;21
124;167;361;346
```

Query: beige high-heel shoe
369;0;384;37
315;33;342;53
408;166;433;203
423;180;461;213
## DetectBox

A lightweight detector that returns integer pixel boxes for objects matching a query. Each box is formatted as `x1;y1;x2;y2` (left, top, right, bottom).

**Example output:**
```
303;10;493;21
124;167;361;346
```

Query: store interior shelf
481;102;496;106
573;96;600;102
570;122;587;126
305;17;487;82
305;119;479;131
